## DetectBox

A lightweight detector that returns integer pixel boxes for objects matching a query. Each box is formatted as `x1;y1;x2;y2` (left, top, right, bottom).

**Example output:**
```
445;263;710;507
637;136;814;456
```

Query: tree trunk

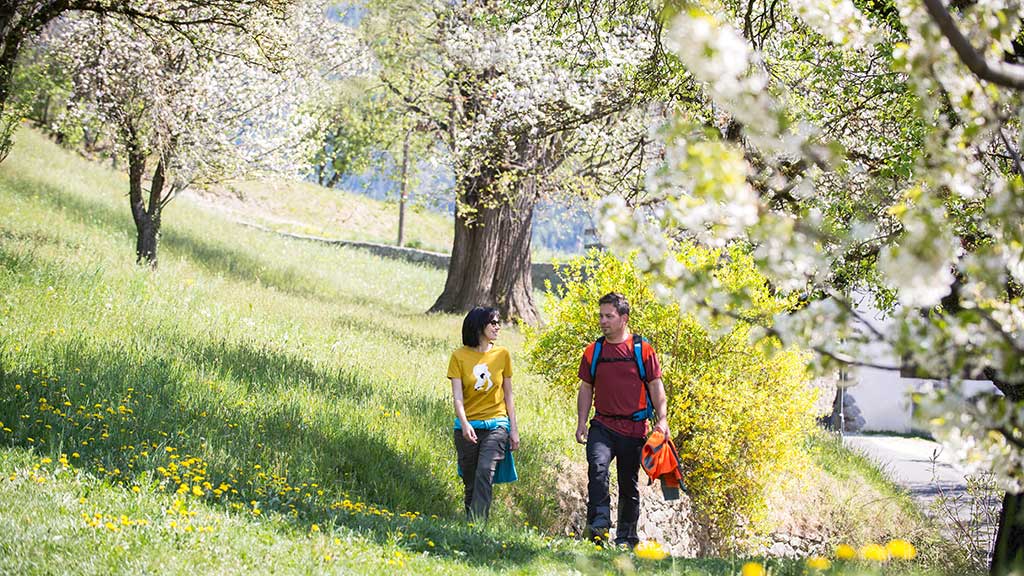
990;375;1024;575
397;127;410;247
429;135;548;324
992;492;1024;575
429;182;539;324
127;143;165;268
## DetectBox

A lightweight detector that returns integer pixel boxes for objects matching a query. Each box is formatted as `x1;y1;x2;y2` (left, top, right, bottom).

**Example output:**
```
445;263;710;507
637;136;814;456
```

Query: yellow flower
860;543;890;562
634;540;668;561
886;539;917;560
835;544;857;560
740;561;766;576
806;556;831;571
311;524;320;533
191;485;204;497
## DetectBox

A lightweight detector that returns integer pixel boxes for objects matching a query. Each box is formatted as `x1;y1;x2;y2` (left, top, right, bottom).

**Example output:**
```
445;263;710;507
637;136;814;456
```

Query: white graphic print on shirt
472;363;494;391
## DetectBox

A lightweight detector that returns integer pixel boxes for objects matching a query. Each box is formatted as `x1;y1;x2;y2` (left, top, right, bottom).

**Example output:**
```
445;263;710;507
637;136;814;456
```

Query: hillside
0;128;965;575
186;178;454;255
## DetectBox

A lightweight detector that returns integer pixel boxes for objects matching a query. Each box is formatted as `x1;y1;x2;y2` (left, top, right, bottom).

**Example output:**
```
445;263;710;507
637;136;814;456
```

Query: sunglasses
488;320;501;326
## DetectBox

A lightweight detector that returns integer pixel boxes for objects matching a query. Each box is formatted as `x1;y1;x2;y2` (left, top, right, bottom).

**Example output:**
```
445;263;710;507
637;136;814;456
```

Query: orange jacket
641;430;686;500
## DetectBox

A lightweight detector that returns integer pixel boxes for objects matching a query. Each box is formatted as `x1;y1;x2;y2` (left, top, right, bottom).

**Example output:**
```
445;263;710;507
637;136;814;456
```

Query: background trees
354;0;680;323
1;1;303;163
36;0;360;267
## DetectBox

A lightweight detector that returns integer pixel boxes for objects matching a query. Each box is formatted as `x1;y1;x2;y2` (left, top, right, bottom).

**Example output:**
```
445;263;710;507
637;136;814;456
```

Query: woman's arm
451;378;477;443
502;378;519;450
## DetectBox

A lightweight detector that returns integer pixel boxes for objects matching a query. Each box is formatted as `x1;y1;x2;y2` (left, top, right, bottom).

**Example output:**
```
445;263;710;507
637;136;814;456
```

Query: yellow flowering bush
524;248;817;549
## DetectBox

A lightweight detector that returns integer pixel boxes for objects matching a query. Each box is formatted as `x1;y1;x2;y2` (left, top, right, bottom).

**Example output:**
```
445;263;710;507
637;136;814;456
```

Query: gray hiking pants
453;426;509;521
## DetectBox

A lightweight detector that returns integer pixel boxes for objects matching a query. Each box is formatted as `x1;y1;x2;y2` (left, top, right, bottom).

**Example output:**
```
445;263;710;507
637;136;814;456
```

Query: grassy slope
0;128;950;575
191;178;454;254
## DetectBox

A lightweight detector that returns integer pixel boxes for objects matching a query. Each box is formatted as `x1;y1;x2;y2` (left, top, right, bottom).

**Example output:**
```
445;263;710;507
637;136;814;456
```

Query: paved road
842;435;987;525
843;434;1001;561
844;436;965;500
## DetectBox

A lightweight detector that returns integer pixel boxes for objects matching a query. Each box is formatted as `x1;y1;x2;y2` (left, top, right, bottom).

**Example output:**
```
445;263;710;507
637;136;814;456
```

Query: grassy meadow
189;177;454;254
0;127;968;574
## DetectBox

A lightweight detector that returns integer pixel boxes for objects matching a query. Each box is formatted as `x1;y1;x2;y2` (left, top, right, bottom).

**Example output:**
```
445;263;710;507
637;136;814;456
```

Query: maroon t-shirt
578;337;662;438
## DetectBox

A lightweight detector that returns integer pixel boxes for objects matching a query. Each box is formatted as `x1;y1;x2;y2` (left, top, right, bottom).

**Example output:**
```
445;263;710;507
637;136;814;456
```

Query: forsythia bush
524;246;818;549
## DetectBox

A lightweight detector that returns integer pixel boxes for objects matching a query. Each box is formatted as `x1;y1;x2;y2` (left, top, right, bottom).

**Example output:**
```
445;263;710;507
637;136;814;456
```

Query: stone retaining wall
553;459;827;558
251;224;564;291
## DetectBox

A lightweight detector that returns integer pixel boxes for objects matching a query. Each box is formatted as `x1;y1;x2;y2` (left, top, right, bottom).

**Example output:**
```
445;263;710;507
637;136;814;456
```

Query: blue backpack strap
589;336;605;381
632;334;654;422
632;334;647;382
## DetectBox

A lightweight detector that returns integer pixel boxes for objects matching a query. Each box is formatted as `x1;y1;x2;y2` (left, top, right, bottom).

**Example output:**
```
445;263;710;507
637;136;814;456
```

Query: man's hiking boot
583;526;610;548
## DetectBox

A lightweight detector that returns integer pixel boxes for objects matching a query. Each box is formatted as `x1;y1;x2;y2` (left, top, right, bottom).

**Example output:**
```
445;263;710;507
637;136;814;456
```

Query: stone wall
254;224;565;291
552;459;827;558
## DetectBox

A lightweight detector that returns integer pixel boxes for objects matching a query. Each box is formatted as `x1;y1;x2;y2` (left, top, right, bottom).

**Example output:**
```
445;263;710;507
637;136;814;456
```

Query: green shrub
523;247;818;550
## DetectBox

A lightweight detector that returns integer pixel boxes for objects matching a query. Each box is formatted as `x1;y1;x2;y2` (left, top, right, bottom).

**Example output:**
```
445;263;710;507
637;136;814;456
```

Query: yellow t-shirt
446;345;512;420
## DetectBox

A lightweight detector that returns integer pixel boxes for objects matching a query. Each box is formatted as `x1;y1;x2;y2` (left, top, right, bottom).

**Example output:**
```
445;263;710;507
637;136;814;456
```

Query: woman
446;306;520;521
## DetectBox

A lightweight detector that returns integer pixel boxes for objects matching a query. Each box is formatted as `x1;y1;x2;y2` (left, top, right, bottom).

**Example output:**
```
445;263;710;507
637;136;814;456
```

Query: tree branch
921;0;1024;89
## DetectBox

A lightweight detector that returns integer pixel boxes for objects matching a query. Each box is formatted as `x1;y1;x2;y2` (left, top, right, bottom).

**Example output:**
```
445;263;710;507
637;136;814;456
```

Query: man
576;292;669;548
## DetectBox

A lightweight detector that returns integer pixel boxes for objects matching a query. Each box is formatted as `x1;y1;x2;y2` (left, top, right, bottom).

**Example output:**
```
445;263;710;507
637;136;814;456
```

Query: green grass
0;127;957;574
201;177;455;254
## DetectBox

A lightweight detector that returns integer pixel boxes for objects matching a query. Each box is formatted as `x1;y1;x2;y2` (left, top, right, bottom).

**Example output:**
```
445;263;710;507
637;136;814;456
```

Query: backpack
588;334;654;422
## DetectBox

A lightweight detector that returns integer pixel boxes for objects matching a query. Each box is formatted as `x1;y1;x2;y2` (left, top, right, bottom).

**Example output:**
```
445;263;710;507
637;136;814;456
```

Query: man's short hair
598;292;630;316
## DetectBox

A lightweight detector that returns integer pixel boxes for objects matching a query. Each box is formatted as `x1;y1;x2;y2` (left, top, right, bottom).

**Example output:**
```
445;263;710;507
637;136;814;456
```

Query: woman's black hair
462;306;499;347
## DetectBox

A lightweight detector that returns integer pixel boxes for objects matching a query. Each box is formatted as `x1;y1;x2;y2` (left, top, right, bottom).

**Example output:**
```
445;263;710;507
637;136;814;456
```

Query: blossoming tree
595;0;1024;571
1;0;305;163
360;0;677;323
45;0;361;267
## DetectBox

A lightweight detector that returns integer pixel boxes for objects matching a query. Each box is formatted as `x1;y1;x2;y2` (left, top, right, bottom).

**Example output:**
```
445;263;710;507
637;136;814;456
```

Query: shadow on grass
0;171;419;311
0;325;585;570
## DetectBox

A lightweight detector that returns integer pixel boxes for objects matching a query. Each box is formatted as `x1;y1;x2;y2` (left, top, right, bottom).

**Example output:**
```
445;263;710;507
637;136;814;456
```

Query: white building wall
842;298;997;433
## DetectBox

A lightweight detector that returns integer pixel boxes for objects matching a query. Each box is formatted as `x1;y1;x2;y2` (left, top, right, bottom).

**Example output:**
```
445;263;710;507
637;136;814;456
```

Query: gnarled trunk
430;134;552;324
429;176;539;324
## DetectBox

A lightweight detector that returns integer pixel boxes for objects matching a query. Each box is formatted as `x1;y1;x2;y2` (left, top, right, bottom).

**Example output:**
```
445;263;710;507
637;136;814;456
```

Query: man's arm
648;377;669;436
576;380;594;444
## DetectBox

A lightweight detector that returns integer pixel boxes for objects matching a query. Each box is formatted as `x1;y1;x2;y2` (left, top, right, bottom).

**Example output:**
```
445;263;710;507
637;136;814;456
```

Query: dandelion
634;540;669;561
835;544;856;560
806;556;831;570
740;562;766;576
860;543;889;562
311;524;320;533
886;539;917;560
